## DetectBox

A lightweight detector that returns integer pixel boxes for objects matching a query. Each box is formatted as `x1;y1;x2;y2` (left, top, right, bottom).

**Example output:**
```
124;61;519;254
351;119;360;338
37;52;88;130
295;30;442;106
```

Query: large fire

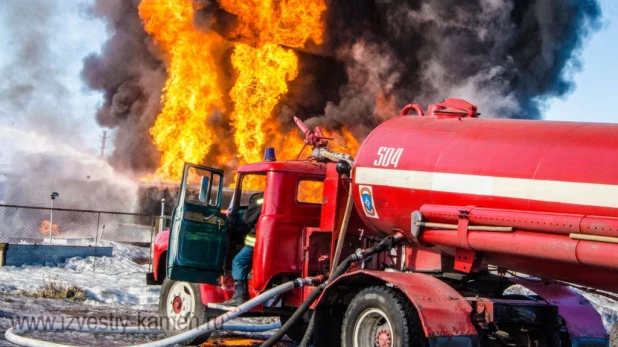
139;0;357;184
139;1;229;180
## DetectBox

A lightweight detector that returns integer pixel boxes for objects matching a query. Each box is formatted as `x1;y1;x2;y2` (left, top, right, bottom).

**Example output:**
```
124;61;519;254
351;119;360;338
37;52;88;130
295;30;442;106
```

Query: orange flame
229;43;298;164
139;0;229;180
220;0;324;166
139;0;359;185
40;220;59;236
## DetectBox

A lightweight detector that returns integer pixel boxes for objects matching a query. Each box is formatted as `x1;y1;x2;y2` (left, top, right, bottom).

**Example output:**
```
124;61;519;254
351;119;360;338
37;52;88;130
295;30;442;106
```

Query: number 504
374;147;404;168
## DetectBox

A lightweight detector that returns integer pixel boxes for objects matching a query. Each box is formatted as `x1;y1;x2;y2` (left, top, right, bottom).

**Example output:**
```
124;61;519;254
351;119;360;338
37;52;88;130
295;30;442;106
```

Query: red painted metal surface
151;229;169;282
237;161;327;176
251;168;325;292
319;270;478;338
402;247;443;272
421;228;618;292
352;100;618;291
199;282;227;306
199;276;266;313
421;204;618;237
320;163;366;265
353;111;618;238
511;278;607;339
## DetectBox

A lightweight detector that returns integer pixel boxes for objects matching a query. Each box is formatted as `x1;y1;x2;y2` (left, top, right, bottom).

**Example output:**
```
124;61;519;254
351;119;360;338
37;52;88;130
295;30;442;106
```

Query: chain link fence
0;204;159;270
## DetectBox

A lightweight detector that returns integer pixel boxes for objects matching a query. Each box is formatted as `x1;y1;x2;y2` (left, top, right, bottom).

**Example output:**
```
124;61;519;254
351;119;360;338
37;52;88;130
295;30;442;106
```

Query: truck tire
611;323;618;347
341;286;427;347
159;278;213;345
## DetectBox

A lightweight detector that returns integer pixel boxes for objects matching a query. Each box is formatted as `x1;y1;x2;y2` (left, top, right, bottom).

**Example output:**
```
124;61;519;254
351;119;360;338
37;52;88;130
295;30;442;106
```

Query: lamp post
49;192;59;243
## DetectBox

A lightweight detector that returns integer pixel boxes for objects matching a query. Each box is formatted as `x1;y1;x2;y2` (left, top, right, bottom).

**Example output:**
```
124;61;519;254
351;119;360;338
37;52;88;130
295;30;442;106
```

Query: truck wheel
159;278;212;345
341;286;427;347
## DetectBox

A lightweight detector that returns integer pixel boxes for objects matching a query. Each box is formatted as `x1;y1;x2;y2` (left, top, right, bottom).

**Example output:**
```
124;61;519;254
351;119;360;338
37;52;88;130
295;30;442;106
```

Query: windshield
238;174;266;206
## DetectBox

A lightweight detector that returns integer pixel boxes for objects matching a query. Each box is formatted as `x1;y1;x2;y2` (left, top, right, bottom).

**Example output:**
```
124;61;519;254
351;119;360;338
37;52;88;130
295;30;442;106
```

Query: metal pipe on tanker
570;233;618;244
419;228;618;272
331;191;354;271
415;221;513;232
420;204;618;238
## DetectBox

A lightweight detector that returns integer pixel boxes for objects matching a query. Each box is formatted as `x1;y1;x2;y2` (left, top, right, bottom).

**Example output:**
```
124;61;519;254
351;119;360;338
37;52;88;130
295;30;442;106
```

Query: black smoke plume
298;0;603;139
81;0;166;176
84;0;601;174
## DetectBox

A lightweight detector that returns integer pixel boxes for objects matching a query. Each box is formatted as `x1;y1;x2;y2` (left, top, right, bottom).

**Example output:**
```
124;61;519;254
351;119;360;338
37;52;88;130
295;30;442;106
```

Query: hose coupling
300;275;327;286
293;278;305;288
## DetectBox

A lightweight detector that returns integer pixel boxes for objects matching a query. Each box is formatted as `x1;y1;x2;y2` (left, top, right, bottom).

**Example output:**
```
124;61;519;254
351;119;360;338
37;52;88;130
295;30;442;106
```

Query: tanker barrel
351;99;618;293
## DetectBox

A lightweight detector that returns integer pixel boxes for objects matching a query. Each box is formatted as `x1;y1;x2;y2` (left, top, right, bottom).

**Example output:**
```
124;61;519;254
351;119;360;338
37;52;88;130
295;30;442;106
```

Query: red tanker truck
147;98;618;346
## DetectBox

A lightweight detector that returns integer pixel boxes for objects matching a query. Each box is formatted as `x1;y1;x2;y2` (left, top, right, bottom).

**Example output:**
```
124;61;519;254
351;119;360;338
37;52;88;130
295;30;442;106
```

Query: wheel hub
172;295;183;314
375;329;392;347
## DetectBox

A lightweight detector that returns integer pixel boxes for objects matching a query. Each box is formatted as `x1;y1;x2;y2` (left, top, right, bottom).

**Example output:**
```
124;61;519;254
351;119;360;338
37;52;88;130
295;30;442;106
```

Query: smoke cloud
0;0;142;212
0;1;81;141
83;0;602;173
300;0;602;139
81;0;166;176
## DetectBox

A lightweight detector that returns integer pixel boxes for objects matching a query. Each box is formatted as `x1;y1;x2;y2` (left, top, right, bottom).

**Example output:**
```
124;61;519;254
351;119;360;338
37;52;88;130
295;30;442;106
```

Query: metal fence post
94;212;101;272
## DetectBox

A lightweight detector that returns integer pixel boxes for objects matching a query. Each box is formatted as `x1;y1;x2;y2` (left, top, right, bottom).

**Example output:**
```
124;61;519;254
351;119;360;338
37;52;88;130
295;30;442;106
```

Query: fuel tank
351;99;618;291
352;99;618;239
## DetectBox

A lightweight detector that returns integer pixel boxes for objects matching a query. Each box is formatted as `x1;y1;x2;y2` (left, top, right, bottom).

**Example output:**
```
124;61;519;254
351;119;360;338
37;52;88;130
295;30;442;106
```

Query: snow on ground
0;241;159;307
0;293;294;347
1;243;617;344
0;241;295;346
507;284;618;331
0;294;165;347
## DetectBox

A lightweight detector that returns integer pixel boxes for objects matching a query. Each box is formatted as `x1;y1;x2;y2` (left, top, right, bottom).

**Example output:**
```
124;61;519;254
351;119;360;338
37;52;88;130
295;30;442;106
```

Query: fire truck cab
149;158;332;343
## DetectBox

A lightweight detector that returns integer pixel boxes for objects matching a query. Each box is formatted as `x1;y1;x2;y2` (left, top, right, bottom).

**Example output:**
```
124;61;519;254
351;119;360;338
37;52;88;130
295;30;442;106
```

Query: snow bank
0;242;159;307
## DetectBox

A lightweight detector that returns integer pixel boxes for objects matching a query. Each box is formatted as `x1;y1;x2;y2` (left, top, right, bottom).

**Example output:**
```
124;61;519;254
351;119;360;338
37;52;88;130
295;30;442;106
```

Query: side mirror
199;176;210;202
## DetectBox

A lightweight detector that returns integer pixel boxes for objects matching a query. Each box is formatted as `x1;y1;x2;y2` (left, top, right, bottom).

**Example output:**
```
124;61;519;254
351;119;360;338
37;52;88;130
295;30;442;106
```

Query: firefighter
223;192;264;306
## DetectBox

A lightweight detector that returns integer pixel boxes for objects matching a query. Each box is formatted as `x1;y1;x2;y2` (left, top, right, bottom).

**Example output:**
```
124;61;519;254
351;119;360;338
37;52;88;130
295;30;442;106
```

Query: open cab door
167;163;227;284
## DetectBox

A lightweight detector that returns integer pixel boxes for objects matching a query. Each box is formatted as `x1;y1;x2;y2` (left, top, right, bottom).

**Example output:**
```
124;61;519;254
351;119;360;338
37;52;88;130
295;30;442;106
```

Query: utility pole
99;131;107;158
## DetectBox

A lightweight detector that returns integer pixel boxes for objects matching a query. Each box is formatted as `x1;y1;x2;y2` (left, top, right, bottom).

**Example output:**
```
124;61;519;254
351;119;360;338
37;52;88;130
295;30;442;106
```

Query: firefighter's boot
223;280;247;307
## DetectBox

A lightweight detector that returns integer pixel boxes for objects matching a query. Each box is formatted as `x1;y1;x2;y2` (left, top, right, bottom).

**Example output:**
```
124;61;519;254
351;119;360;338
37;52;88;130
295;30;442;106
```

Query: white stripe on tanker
355;167;618;209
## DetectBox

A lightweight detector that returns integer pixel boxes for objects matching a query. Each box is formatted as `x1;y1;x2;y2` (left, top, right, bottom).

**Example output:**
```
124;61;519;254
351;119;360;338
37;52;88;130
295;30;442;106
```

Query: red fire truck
147;98;618;346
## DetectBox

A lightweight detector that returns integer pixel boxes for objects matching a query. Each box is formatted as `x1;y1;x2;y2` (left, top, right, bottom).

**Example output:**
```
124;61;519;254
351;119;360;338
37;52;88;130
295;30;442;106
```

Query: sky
0;0;617;159
545;0;618;121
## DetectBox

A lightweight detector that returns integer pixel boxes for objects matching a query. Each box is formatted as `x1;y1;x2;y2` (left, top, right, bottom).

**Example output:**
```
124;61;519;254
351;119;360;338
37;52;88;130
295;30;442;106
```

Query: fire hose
5;278;304;347
260;232;405;347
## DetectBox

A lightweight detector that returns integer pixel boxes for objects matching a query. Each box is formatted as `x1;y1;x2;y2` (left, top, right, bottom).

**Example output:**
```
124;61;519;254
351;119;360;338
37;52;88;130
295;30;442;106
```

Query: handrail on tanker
399;103;425;117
